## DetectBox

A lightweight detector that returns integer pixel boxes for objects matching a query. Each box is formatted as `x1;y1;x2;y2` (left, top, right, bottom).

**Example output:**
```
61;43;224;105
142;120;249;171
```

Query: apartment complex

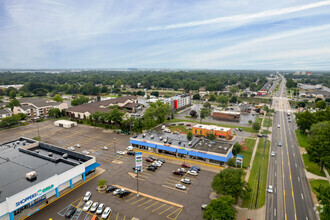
163;94;191;110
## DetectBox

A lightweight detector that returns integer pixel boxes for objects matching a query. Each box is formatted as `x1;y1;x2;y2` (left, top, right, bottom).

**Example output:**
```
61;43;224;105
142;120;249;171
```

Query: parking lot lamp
113;138;116;156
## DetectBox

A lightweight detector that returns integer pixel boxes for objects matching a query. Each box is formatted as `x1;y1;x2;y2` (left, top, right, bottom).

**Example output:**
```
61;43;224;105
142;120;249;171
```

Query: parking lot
0;120;217;220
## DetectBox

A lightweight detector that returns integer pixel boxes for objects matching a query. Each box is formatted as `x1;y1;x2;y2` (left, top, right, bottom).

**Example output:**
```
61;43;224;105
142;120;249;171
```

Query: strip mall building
192;124;232;140
0;138;100;220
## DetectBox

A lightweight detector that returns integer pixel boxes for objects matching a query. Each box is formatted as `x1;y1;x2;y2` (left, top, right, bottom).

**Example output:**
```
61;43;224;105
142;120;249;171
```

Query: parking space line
145;202;159;210
152;204;167;212
115;212;119;220
159;206;174;215
167;208;183;220
131;197;146;205
162;185;188;193
137;199;153;207
163;181;176;185
125;195;138;203
167;207;181;219
123;215;126;220
119;193;134;200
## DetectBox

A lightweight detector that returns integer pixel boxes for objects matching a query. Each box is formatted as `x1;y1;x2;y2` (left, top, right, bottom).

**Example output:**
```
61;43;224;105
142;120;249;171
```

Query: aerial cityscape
0;1;329;220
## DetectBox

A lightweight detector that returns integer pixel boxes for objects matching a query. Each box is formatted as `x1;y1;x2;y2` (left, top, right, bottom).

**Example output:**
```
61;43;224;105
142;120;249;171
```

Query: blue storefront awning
85;162;100;173
156;145;177;153
129;139;157;148
177;148;188;155
188;151;233;162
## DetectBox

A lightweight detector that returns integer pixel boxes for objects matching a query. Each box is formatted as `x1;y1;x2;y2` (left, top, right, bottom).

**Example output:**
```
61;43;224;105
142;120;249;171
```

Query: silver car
175;184;186;190
83;191;91;201
181;178;191;184
271;151;276;157
83;200;93;211
96;203;105;215
90;202;99;212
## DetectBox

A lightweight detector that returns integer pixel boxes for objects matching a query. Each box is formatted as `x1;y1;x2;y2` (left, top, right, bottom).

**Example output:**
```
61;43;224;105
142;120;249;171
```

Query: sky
1;0;330;70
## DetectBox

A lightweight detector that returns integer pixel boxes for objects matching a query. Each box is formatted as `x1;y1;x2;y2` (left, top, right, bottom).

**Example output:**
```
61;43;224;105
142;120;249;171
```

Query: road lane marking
275;172;276;177
295;163;297;168
275;187;276;194
274;208;276;216
301;193;304;200
298;177;300;182
293;153;295;157
280;112;287;220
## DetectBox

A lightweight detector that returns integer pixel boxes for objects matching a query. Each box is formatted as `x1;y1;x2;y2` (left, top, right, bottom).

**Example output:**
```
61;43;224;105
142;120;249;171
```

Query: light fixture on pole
113;138;116;156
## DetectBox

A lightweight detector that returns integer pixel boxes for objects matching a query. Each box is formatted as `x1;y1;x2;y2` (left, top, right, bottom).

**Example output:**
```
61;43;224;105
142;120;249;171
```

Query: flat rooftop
0;138;92;203
134;131;232;155
213;110;240;115
192;124;231;132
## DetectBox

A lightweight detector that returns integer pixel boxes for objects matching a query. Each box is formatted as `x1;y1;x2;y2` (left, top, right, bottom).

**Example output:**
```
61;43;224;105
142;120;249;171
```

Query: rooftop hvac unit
48;152;53;157
26;171;37;181
63;153;68;159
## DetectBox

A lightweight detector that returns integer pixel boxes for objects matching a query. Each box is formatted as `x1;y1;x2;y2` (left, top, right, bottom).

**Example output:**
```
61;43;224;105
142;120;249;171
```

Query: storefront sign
15;184;54;207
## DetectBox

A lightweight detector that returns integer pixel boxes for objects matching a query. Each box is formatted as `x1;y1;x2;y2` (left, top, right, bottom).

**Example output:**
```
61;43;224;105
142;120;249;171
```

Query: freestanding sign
236;155;243;168
135;152;143;171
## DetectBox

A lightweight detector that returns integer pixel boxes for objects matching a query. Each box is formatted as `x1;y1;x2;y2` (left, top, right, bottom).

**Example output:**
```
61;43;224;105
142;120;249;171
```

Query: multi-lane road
266;75;317;220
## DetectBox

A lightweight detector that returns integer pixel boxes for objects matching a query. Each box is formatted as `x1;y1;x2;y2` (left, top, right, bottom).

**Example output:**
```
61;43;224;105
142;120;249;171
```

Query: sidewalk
305;170;328;181
236;204;266;220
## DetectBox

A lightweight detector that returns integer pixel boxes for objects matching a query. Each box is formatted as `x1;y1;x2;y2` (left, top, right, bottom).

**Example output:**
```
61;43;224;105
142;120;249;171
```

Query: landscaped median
242;138;270;209
263;118;272;127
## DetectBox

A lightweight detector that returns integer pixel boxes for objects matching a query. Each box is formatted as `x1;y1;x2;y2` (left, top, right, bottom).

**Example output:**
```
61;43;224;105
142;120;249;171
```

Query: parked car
177;168;187;173
175;184;186;190
181;178;191;184
146;158;154;162
173;170;185;176
132;135;137;138
119;190;131;198
83;191;91;201
117;151;125;155
96;203;105;215
83;200;93;211
187;170;198;176
257;134;263;137
82;150;90;155
90;202;99;212
239;128;243;131
127;151;135;156
186;124;191;126
181;163;190;168
147;166;156;171
149;156;156;160
190;166;201;171
65;207;77;218
201;204;208;211
152;161;162;167
101;207;111;219
267;185;273;193
101;146;108;150
75;144;81;148
157;158;165;163
106;186;117;193
277;124;280;128
235;128;239;131
113;188;125;196
68;147;75;151
126;146;133;151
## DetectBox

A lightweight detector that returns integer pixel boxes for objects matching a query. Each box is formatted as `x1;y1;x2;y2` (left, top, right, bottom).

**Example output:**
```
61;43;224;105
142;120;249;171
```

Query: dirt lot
1;120;218;220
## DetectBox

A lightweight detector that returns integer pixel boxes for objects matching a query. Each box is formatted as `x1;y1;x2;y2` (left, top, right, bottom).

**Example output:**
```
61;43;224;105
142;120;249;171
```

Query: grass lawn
309;179;329;194
255;117;262;124
239;138;257;169
243;138;270;209
261;130;272;134
167;118;255;133
184;116;192;118
169;125;190;134
263;118;273;127
295;130;309;148
302;154;326;177
266;112;273;116
104;94;118;97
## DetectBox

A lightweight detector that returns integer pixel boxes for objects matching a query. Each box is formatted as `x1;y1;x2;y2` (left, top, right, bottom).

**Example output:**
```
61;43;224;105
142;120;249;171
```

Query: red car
181;163;190;168
146;158;154;162
172;170;185;176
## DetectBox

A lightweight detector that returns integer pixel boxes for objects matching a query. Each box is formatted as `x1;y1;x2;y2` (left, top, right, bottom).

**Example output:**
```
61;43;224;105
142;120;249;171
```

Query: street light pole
113;138;116;156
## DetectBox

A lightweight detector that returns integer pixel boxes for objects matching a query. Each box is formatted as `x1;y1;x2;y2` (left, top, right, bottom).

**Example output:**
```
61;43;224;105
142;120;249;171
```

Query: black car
106;186;117;193
127;151;135;156
148;156;156;160
65;207;77;218
157;158;165;163
147;166;156;171
119;190;131;198
239;128;243;131
132;135;138;138
257;134;263;137
132;166;142;171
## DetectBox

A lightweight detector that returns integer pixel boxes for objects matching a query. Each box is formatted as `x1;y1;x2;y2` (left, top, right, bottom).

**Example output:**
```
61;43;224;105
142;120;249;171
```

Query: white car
83;200;93;211
277;124;280;128
75;144;81;148
113;188;125;196
102;207;111;219
101;146;108;150
152;161;162;167
117;151;126;155
126;146;133;151
268;185;273;193
96;203;105;215
181;178;191;184
271;151;276;157
68;147;75;151
177;168;186;173
82;150;90;155
90;202;99;212
175;183;186;190
83;191;91;201
187;170;198;176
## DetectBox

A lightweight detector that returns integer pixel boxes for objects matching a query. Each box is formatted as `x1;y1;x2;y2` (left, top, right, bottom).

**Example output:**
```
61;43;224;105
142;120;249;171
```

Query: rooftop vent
63;153;68;159
26;171;37;181
48;152;53;157
35;150;39;153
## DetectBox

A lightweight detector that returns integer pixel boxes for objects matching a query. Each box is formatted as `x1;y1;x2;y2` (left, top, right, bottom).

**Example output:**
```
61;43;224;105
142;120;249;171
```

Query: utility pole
113;137;116;156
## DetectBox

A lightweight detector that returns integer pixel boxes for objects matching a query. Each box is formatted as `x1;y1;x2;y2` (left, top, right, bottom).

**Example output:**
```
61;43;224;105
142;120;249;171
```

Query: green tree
229;96;237;103
101;85;109;93
144;100;171;124
208;93;217;102
200;108;211;123
52;94;63;102
296;111;316;132
248;120;253;125
315;184;330;219
203;102;211;109
9;90;16;99
98;179;107;187
109;106;125;126
150;91;159;97
5;87;16;96
286;78;297;89
97;95;101;101
232;143;241;156
230;86;239;94
71;96;89;106
249;83;257;91
48;108;62;118
306;121;330;171
217;95;228;107
187;131;193;140
227;157;236;167
202;196;237;220
315;100;326;109
190;110;198;117
252;122;261;131
207;133;216;140
0;115;20;127
193;94;201;100
19;91;25;97
212;168;250;200
8;98;20;111
114;79;122;89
